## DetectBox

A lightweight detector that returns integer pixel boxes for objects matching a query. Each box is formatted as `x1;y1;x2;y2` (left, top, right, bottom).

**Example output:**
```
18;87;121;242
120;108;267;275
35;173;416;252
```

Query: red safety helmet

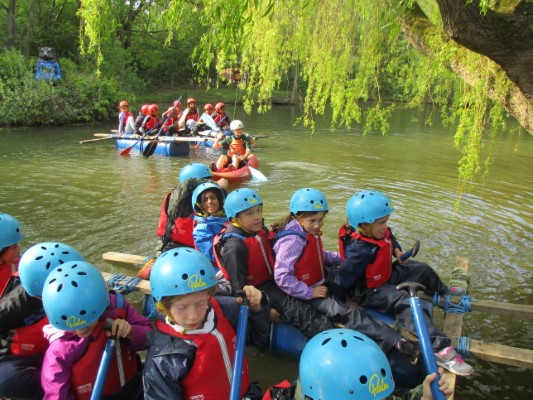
141;104;150;115
215;102;225;112
167;106;177;115
119;100;129;107
148;104;159;115
187;98;196;105
173;100;182;108
204;103;213;111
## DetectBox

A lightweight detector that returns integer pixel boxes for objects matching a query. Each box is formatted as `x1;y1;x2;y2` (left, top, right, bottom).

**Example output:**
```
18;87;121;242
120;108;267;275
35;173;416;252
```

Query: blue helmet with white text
300;329;395;399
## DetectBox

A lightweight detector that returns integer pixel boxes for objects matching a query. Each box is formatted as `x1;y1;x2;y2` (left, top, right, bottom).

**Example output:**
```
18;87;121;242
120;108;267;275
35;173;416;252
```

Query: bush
0;50;130;126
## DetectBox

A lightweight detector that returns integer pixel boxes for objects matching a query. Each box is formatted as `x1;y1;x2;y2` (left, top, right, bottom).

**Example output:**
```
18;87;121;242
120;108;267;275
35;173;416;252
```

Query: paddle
80;134;117;144
120;127;156;156
194;115;227;149
143;97;182;158
397;282;445;400
90;334;117;400
230;290;249;400
400;240;420;262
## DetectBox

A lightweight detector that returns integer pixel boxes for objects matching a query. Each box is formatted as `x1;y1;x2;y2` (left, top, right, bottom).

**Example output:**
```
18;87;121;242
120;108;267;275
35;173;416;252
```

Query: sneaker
209;162;217;172
396;338;421;364
434;346;474;376
444;286;466;296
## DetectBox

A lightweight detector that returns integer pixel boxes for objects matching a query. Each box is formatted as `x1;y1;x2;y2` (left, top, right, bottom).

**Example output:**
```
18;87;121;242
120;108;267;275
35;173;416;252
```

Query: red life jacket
338;225;393;289
185;108;199;122
10;315;49;356
213;227;274;286
155;299;250;400
1;264;50;357
276;230;325;287
0;262;15;296
143;115;160;132
70;296;138;400
156;193;195;247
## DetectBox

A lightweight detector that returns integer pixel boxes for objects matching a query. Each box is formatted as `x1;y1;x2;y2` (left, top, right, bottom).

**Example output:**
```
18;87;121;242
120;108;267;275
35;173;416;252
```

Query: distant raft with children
115;134;191;157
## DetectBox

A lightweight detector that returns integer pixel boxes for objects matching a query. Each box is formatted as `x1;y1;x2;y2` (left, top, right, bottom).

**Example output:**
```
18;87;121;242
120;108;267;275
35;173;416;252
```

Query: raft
115;134;191;157
211;155;260;183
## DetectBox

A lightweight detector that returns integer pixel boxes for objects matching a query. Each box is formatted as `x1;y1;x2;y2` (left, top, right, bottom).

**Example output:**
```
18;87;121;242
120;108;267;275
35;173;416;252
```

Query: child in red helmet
178;98;200;131
133;104;150;137
214;102;231;133
140;104;160;135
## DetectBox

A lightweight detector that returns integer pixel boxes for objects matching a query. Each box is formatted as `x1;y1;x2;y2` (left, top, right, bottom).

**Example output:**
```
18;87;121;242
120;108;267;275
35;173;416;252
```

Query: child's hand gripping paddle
397;282;445;400
400;240;421;262
90;329;117;400
230;290;249;400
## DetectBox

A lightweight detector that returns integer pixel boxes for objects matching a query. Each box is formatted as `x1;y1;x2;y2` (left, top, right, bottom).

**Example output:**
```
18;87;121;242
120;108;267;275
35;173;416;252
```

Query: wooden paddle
79;134;116;144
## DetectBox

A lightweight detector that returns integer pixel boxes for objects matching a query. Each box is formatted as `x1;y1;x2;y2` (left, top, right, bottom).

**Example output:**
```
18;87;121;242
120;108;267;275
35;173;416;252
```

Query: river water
1;105;531;398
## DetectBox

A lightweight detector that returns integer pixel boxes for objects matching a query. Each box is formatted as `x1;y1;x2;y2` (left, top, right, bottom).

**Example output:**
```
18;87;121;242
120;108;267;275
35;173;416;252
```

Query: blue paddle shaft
230;304;249;400
408;296;445;400
90;338;116;400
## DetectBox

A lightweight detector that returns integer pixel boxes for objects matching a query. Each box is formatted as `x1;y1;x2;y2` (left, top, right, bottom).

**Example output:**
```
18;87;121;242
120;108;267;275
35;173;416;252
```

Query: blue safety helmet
19;242;84;297
150;248;217;302
300;329;395;400
178;163;212;183
224;188;263;219
42;261;110;331
0;213;24;249
346;190;394;227
290;188;329;214
191;182;225;211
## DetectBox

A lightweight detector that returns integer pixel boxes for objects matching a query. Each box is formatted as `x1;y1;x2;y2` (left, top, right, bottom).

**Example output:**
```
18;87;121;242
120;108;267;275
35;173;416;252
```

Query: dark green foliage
0;50;128;126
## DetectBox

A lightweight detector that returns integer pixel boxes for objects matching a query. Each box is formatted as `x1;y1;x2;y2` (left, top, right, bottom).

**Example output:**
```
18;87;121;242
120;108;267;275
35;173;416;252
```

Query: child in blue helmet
41;261;151;400
272;189;421;360
143;248;269;400
1;240;82;399
213;188;334;338
263;328;454;400
154;163;229;257
332;190;473;376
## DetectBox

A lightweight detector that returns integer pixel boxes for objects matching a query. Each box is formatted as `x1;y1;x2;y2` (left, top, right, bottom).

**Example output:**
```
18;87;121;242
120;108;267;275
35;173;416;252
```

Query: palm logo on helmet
224;188;262;219
42;261;110;331
290;188;329;214
149;248;216;302
300;328;395;400
19;242;84;297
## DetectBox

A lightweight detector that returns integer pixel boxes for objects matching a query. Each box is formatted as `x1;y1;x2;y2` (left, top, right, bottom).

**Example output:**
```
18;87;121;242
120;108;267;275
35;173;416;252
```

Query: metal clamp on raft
106;273;142;295
433;292;472;315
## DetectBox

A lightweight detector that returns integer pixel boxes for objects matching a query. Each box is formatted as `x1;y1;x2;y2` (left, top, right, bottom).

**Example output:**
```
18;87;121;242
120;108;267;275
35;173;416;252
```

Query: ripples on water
1;108;532;398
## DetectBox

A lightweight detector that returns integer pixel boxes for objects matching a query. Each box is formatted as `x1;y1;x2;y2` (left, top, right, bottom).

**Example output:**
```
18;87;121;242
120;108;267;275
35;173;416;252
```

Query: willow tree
79;0;532;189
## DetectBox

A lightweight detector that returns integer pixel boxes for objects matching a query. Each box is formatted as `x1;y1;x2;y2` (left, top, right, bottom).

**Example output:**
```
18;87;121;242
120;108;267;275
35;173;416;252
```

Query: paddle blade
201;113;218;131
249;166;268;182
120;145;134;156
142;140;158;157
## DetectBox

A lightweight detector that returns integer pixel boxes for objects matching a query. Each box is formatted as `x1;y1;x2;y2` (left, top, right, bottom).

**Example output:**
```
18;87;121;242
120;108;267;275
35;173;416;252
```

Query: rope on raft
433;293;472;314
106;273;142;295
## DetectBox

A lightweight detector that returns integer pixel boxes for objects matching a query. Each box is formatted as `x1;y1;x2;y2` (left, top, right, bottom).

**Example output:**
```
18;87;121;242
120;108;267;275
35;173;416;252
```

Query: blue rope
456;336;471;358
106;273;142;295
433;293;472;314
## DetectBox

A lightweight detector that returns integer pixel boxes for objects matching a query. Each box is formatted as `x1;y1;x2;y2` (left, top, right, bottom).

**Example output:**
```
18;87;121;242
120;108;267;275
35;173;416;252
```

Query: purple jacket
41;293;152;400
273;219;340;300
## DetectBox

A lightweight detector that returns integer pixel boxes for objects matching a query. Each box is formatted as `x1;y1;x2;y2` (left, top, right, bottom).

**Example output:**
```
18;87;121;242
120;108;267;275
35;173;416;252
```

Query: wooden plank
442;257;470;400
102;252;146;265
101;271;151;295
469;339;533;369
419;293;533;319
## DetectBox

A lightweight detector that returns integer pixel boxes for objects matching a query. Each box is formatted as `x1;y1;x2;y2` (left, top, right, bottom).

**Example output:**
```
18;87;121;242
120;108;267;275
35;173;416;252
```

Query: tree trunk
436;0;533;101
6;0;16;49
23;0;37;57
291;62;300;103
400;2;533;134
